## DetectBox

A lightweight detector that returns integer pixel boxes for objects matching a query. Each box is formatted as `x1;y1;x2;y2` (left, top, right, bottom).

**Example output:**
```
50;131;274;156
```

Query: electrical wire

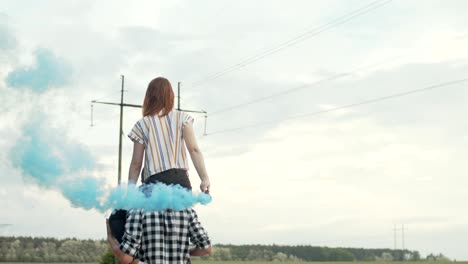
206;78;468;136
191;0;392;87
91;90;122;102
209;55;403;116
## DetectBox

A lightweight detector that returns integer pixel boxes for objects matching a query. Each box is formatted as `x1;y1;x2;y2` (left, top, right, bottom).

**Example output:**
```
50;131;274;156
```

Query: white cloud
199;112;468;257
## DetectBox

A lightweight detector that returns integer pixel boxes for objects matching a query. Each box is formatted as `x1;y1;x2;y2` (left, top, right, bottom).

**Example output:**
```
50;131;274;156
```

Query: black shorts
144;168;192;190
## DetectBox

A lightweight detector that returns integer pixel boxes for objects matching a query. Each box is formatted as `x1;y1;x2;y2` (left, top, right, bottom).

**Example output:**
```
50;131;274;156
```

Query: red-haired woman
108;77;212;252
109;77;211;245
127;77;210;192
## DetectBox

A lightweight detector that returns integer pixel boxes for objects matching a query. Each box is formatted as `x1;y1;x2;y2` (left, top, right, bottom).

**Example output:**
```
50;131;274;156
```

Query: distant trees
376;252;394;261
0;236;431;262
426;253;451;261
197;244;421;262
0;237;107;262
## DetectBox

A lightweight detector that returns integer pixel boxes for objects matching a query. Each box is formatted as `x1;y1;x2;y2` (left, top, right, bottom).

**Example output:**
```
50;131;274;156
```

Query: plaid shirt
120;208;211;264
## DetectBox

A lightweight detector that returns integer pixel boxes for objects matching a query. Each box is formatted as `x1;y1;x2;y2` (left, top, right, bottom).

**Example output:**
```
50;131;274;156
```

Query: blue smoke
60;181;212;212
6;48;71;92
11;118;95;187
12;118;211;212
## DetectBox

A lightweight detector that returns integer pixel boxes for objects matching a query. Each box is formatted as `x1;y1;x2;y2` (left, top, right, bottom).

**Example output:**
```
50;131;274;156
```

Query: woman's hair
142;77;175;117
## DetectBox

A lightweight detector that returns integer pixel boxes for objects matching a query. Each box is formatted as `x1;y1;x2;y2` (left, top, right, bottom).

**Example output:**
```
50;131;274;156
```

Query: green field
1;262;467;264
192;262;468;264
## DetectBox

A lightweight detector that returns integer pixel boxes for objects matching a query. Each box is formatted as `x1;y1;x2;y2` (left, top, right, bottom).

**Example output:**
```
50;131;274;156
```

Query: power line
206;78;468;136
91;90;122;102
191;0;391;87
209;55;403;116
191;0;392;87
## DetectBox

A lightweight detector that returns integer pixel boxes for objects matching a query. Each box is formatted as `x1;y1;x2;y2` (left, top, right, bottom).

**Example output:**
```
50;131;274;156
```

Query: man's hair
142;77;174;117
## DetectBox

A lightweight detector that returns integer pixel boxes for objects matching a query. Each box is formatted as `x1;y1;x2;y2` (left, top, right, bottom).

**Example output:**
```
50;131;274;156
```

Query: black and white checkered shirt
119;208;211;264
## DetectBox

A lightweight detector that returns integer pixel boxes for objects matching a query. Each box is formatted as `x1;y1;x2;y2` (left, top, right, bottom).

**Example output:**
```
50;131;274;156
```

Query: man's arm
106;219;136;264
189;246;212;256
188;209;212;256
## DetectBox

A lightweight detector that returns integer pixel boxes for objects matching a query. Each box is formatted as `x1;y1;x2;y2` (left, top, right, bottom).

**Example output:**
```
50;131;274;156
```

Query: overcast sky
1;0;468;260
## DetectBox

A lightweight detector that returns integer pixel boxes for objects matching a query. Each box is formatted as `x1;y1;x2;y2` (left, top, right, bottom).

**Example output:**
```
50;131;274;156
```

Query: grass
0;260;468;264
191;262;468;264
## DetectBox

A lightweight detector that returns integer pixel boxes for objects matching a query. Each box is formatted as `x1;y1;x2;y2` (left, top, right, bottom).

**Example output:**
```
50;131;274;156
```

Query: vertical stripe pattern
128;110;194;182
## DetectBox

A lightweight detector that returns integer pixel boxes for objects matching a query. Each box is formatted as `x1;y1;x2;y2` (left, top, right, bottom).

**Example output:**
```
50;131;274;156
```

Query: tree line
197;244;421;262
0;236;107;262
0;236;438;262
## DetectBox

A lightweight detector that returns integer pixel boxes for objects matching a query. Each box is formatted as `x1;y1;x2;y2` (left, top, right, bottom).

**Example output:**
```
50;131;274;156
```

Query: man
106;207;211;264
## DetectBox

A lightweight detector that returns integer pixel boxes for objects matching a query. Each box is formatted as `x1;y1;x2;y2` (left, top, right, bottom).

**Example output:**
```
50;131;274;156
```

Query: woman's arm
106;219;135;264
182;122;210;193
128;142;144;185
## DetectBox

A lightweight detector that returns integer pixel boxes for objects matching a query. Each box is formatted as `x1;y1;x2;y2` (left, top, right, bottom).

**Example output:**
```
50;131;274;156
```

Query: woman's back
128;109;194;182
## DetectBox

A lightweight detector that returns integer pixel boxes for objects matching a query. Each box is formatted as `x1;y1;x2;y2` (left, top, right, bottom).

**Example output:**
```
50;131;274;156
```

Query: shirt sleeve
188;209;211;249
119;209;144;258
182;112;194;126
128;119;145;145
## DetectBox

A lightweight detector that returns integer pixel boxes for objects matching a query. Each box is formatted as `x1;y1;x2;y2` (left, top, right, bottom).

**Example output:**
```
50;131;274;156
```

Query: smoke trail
6;48;71;92
59;179;212;212
28;171;212;212
11;118;95;188
12;118;211;212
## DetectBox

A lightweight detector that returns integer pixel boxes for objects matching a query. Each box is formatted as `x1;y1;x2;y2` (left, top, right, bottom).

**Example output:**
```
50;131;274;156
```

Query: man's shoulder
127;208;143;214
136;208;195;216
171;208;196;216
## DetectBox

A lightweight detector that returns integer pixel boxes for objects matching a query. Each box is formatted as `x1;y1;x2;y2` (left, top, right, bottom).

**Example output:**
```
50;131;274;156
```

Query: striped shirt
128;110;194;182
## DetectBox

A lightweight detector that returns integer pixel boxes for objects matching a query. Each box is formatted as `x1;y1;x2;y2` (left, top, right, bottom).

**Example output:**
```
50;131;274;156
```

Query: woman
108;77;211;244
127;77;210;192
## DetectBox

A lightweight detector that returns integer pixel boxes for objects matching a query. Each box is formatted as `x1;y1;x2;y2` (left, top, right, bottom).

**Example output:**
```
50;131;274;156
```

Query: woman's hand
200;180;210;194
106;219;111;237
106;219;135;264
106;219;119;251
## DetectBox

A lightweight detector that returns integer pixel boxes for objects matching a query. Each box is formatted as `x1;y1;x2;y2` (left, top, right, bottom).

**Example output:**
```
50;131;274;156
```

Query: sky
1;0;468;260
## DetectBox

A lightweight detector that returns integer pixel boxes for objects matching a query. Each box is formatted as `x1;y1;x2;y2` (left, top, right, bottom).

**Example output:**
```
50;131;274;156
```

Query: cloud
0;23;16;50
6;48;72;92
198;107;468;257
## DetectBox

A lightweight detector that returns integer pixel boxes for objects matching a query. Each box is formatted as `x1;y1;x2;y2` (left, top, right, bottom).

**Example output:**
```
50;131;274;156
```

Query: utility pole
91;77;207;185
402;224;406;253
118;75;124;184
177;82;181;110
92;75;139;185
392;224;407;261
392;223;408;260
176;82;208;135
